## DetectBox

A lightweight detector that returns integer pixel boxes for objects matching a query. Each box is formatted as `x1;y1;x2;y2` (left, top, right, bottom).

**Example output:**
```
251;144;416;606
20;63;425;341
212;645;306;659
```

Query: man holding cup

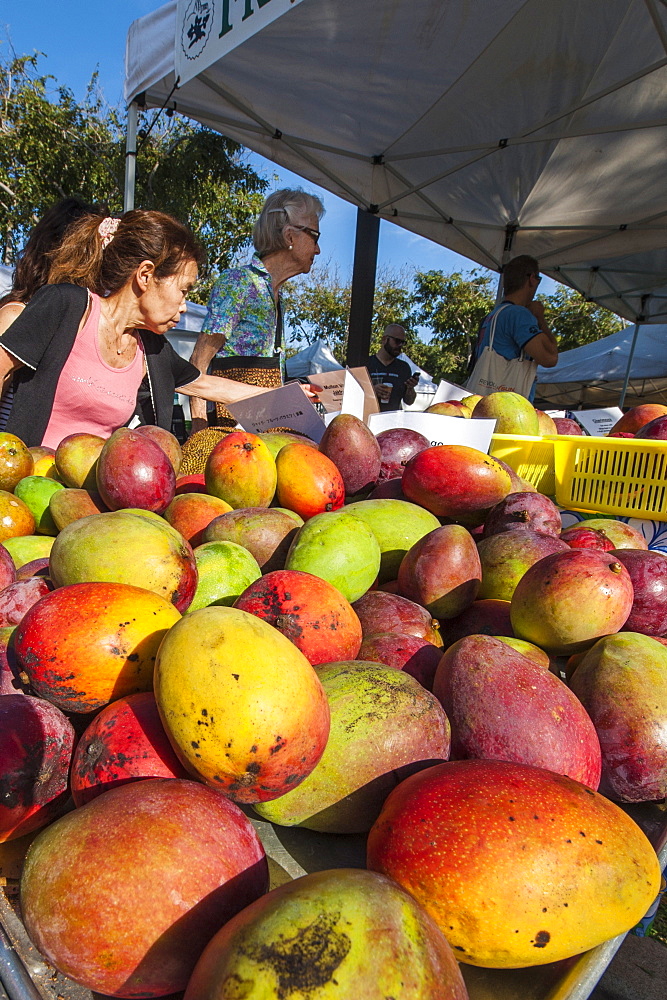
366;324;419;411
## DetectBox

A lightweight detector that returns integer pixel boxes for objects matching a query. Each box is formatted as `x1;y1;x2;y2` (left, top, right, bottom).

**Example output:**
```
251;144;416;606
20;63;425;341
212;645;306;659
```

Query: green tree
0;53;266;298
540;286;624;352
282;264;413;363
411;269;496;383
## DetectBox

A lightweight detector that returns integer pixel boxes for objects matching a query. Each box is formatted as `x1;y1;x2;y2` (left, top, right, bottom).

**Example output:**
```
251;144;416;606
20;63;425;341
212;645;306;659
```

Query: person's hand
302;382;322;401
188;417;208;436
528;300;546;322
405;374;419;390
374;383;392;403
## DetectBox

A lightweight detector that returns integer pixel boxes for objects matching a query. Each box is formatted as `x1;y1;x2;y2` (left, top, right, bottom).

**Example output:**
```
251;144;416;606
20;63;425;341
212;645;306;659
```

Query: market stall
124;0;667;369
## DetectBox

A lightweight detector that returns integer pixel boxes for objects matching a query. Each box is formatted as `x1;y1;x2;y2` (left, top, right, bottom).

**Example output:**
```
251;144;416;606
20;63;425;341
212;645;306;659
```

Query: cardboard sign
433;379;469;403
368;411;496;451
307;367;379;422
225;382;327;442
571;407;623;437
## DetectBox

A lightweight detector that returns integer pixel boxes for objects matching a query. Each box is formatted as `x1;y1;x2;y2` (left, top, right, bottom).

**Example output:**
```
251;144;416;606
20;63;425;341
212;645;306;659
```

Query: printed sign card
571;407;623;437
307;367;379;422
433;379;469;403
225;381;327;442
368;411;496;451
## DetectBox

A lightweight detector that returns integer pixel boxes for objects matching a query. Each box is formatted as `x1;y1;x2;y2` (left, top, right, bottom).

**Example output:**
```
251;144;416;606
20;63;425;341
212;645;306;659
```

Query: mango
254;661;450;832
154;606;330;803
203;506;299;572
48;488;107;530
318;413;381;496
352;590;443;646
134;424;182;474
1;534;54;568
96;427;176;513
472;391;540;435
15;582;182;713
184;869;468;1000
259;430;318;461
275;443;344;520
0;432;33;491
402;445;512;523
54;432;105;489
14;476;65;536
433;635;601;787
569;632;667;801
205;431;276;509
49;511;197;612
20;779;269;997
510;549;634;655
477;527;569;601
234;569;362;665
344;498;440;583
367;759;661;967
0;491;35;541
0;694;74;843
188;540;261;612
285;510;381;603
398;524;481;619
163;492;233;548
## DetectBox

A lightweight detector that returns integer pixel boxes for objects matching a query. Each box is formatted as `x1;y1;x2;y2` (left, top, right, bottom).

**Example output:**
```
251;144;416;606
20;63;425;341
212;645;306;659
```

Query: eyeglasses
387;336;406;345
290;224;321;244
529;273;542;285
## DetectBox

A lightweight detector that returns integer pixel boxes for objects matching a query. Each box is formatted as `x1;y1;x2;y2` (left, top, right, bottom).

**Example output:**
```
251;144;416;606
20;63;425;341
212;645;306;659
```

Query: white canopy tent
124;0;667;392
536;323;667;409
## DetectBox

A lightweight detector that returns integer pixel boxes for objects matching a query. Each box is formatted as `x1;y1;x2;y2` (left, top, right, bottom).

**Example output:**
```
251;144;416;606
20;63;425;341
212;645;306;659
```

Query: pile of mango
0;395;665;1000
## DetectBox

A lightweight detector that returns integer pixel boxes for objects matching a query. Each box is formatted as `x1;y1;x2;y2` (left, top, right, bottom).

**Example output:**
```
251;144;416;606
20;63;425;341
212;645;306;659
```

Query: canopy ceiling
125;0;667;323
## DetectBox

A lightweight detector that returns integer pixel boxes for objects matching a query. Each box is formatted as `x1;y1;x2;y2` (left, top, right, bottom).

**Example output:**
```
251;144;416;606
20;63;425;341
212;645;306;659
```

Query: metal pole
346;208;380;368
123;102;138;212
618;323;640;410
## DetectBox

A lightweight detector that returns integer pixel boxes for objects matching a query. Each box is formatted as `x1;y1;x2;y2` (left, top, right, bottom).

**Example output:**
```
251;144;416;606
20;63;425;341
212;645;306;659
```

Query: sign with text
307;368;379;422
368;411;496;452
572;407;623;437
175;0;307;87
433;379;469;403
225;381;326;442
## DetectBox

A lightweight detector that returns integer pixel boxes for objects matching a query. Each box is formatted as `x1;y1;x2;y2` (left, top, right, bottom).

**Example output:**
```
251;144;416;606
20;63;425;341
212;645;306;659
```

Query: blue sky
1;0;534;297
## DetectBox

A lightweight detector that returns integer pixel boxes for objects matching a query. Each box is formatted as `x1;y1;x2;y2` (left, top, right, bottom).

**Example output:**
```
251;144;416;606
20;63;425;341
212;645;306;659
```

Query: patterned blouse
201;254;281;360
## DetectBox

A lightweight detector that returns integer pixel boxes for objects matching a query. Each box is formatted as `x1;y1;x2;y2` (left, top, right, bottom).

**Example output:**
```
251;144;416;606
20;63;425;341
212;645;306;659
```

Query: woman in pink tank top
0;210;319;448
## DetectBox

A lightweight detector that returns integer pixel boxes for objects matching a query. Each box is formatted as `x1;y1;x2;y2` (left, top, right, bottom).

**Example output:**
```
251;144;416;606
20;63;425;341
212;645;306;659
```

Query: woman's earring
289;244;293;250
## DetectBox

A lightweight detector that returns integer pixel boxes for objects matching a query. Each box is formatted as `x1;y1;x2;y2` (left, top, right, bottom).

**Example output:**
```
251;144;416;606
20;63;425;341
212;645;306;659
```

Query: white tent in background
124;0;667;347
536;324;667;409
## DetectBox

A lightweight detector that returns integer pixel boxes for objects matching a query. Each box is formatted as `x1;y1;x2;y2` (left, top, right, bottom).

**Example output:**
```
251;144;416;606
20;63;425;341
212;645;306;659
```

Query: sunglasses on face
290;224;321;244
387;335;406;345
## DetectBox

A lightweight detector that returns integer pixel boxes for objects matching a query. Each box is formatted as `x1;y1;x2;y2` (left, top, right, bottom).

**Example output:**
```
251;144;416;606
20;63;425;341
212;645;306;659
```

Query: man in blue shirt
474;255;558;400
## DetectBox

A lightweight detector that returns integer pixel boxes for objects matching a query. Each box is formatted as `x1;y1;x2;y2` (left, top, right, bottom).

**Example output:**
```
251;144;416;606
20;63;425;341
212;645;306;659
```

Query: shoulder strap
486;302;511;350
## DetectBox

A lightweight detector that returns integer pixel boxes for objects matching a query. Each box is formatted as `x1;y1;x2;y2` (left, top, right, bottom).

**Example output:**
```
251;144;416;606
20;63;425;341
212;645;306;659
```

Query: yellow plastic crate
489;434;555;495
553;435;667;520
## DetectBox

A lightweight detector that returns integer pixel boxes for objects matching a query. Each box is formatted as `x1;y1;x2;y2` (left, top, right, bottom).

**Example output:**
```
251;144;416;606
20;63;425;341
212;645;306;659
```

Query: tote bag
466;304;537;398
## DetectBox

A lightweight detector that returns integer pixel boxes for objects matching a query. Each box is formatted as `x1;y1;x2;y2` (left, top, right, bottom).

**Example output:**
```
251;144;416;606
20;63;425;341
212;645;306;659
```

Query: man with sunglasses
470;254;558;400
366;324;419;411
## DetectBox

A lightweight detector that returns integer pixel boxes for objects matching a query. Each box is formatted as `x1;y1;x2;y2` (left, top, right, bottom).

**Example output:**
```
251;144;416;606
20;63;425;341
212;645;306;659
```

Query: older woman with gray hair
188;188;324;432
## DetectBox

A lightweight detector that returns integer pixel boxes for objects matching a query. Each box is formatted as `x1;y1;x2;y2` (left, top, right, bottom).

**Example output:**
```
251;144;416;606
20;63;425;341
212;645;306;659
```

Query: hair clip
98;217;121;249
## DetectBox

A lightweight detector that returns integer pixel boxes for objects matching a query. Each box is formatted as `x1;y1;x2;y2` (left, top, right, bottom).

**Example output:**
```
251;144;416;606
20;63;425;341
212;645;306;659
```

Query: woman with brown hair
0;209;279;448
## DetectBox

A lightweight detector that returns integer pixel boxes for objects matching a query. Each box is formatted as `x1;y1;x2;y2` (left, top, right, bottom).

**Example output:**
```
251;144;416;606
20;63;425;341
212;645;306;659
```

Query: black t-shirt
366;355;414;411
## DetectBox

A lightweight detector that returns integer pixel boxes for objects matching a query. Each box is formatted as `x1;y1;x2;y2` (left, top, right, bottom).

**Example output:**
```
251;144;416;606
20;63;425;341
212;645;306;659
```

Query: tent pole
618;323;640;410
123;102;138;213
346;208;380;368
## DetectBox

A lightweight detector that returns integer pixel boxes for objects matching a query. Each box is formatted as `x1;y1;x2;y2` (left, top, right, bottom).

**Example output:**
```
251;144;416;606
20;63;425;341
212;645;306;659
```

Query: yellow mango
154;606;330;803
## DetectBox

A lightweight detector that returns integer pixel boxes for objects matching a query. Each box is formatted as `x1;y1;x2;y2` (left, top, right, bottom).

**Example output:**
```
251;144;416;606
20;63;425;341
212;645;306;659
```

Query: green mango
188;540;261;612
285;510;381;602
344;498;440;584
